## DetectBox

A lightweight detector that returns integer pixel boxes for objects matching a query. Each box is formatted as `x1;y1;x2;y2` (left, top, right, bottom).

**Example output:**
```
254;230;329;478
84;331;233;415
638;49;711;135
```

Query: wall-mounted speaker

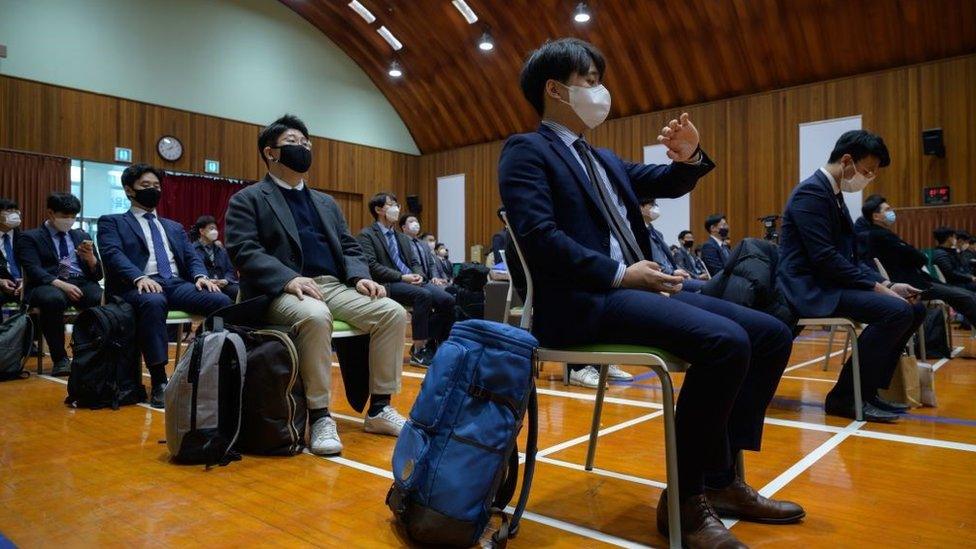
406;195;422;216
922;128;945;157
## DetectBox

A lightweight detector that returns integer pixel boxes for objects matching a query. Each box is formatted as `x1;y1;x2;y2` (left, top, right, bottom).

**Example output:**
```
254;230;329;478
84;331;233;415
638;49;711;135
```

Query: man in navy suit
499;38;801;548
778;130;925;423
191;215;239;301
97;164;231;408
639;198;704;292
700;213;731;276
0;198;23;303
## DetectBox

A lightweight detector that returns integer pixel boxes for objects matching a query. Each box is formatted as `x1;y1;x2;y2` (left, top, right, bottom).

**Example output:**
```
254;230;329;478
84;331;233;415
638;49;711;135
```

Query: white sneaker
569;365;602;389
607;364;634;381
364;405;407;437
309;416;343;455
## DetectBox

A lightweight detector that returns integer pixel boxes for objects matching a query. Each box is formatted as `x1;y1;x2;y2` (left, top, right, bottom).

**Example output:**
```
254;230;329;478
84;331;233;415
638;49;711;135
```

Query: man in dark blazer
857;195;976;327
358;192;455;367
674;230;709;280
190;215;239;301
778;131;925;424
957;231;976;276
0;198;23;302
16;193;102;376
640;198;704;293
97;164;230;408
499;38;801;548
700;213;731;276
932;227;976;291
225;115;407;457
398;213;449;286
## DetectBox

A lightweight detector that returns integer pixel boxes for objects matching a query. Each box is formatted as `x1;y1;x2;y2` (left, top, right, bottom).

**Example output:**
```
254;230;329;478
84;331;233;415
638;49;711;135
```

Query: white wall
799;116;863;216
0;0;419;155
437;174;465;263
643;144;692;246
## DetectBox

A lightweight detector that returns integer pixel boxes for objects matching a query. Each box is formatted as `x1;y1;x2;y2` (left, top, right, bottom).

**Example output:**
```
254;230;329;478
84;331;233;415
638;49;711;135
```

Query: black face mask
683;240;695;249
271;144;312;173
133;187;162;208
718;227;730;238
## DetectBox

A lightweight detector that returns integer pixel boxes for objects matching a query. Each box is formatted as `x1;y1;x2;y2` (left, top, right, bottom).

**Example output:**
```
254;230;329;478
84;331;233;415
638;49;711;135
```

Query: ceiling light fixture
478;29;494;51
347;0;376;23
451;0;478;24
573;2;591;23
388;60;403;78
377;26;403;51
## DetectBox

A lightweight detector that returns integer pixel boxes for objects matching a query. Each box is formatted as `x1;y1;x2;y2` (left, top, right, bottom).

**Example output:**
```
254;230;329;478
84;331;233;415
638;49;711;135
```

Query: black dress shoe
409;345;435;368
150;382;167;409
50;357;72;377
824;395;899;423
870;394;910;413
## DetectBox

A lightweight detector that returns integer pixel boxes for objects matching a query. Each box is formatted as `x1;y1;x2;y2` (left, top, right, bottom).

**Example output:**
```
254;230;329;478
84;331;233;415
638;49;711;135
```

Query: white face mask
426;240;436;251
839;159;874;193
407;221;420;234
385;205;401;223
52;217;75;233
649;205;661;221
559;83;611;129
2;212;21;228
206;229;219;241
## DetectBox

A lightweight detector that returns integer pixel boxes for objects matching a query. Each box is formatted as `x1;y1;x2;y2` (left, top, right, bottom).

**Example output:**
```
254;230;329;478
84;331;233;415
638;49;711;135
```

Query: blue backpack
387;320;538;547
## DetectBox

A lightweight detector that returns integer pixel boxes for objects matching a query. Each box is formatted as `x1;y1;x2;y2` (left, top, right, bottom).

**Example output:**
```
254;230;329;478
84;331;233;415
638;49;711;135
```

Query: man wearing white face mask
639;198;705;293
779;130;926;423
0;198;23;301
191;215;239;301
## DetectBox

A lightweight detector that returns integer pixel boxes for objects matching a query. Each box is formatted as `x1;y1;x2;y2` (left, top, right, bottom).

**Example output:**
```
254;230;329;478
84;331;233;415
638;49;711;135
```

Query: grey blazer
225;175;371;299
357;223;424;285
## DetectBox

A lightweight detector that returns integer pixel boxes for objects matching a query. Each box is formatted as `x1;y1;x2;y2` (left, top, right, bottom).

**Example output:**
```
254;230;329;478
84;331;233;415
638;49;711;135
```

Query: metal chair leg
659;366;681;549
917;324;927;361
840;328;852;366
823;325;836;371
36;325;44;375
174;323;185;364
848;326;864;421
584;364;611;471
735;450;746;480
562;364;570;385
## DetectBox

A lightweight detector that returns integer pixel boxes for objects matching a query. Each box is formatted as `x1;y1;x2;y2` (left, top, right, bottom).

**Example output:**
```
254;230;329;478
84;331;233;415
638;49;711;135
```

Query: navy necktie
385;230;411;275
2;233;19;279
144;213;174;279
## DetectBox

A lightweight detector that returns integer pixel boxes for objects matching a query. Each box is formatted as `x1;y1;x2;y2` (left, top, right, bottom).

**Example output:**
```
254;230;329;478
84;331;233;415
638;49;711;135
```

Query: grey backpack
0;312;32;381
165;322;247;467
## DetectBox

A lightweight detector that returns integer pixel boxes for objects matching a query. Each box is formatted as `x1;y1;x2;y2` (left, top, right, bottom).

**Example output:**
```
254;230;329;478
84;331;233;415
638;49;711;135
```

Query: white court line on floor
784;349;846;372
536;455;667;490
852;429;976;453
762;417;845;434
537;411;663;458
932;349;962;372
781;375;834;383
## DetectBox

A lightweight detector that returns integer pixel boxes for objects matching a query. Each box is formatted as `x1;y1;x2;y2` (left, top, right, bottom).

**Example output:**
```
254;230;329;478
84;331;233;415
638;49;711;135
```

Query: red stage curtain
892;204;976;249
156;172;254;237
0;148;70;228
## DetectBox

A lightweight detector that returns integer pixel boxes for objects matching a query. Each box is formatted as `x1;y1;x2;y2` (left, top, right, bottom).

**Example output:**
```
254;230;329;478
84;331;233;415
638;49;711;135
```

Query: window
71;159;131;240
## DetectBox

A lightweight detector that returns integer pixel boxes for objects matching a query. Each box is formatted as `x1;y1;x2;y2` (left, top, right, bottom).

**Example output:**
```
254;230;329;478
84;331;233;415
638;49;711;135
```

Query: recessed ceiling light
451;0;478;24
573;2;591;23
478;30;494;51
377;26;403;51
388;60;403;78
347;0;376;24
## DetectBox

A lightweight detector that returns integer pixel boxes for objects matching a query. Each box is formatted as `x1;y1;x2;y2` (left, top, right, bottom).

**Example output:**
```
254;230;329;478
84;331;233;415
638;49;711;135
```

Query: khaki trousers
266;276;408;409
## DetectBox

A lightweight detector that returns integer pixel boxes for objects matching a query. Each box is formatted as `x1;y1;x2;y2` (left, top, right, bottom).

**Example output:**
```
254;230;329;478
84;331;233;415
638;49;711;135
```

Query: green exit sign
204;159;220;174
114;147;132;163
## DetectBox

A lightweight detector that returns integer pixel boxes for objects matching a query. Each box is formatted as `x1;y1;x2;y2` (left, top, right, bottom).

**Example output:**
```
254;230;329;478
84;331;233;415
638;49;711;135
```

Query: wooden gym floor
1;329;975;548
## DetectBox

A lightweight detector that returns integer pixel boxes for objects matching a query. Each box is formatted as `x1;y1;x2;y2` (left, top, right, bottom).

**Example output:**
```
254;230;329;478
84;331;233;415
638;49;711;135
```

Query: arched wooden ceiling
282;0;976;154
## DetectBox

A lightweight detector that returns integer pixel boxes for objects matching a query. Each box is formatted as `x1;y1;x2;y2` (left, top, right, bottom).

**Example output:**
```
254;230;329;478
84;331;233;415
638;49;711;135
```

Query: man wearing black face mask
700;214;731;276
97;164;230;408
674;230;709;280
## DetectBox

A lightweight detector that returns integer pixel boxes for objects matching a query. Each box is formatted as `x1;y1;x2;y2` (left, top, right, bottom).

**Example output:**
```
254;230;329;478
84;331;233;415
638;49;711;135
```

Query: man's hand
14;280;22;297
401;273;423;285
196;277;220;293
431;277;448;286
890;282;922;303
874;282;913;303
285;276;323;301
53;279;83;302
356;278;386;298
673;269;691;279
621;261;684;294
0;279;15;295
136;277;163;294
77;240;97;268
656;112;700;162
215;279;229;288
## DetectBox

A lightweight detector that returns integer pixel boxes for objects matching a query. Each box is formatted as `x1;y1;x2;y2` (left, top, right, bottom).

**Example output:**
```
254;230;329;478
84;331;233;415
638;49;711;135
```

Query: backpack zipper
253;329;302;452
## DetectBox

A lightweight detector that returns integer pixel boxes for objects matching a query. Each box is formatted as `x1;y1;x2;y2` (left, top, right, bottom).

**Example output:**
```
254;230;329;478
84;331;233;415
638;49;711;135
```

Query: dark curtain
0;149;70;228
156;172;254;238
893;205;976;249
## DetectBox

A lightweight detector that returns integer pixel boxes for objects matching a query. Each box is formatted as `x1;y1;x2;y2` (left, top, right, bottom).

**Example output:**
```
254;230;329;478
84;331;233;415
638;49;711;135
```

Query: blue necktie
385;230;411;275
144;213;174;279
56;232;71;279
3;233;19;279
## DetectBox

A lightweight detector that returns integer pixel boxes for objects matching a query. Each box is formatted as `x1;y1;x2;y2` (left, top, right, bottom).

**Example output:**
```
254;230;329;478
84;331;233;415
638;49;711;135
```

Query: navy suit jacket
193;241;238;284
16;226;103;299
700;237;729;275
498;124;715;347
777;170;882;317
97;211;207;296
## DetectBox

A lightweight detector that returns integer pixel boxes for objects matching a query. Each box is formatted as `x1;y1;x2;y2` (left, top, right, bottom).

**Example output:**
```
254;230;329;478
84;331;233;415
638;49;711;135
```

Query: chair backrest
873;257;890;281
499;210;533;331
931;264;948;284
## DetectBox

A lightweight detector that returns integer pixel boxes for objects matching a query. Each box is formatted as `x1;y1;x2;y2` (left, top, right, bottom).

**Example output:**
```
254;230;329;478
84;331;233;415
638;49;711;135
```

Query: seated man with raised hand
226;114;408;456
0;198;23;303
933;227;976;291
191;215;239;301
859;195;976;329
97;164;231;408
16;193;103;376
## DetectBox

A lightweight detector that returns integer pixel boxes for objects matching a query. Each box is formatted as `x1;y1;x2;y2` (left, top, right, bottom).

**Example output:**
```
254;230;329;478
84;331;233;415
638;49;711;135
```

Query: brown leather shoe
705;478;805;524
656;489;748;549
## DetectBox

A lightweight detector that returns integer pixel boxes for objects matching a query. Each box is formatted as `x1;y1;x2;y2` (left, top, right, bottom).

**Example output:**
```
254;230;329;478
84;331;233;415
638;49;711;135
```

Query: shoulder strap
492;384;538;546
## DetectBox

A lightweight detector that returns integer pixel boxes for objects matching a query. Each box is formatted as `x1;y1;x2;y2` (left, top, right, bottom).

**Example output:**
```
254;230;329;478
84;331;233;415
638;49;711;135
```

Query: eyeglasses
278;137;312;149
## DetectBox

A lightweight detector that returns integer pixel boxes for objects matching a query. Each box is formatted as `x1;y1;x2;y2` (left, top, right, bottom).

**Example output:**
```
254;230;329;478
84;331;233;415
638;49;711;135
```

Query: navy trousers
592;289;793;496
387;281;455;343
828;289;926;402
120;276;231;368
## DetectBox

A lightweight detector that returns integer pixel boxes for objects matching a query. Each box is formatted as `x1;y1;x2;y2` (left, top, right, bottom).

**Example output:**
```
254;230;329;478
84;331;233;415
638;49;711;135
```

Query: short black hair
121;163;164;189
435;242;447;251
828;130;891;167
46;192;81;215
0;198;18;211
368;192;398;219
934;226;956;244
957;231;972;242
519;38;606;116
678;230;693;240
258;114;309;165
704;213;726;233
638;197;656;207
194;215;217;235
398;212;418;228
420;232;434;240
861;194;887;220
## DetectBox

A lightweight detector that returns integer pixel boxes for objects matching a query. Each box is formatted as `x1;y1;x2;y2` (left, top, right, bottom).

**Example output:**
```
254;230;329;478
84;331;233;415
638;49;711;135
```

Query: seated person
398;214;448;286
639;198;704;292
226;114;408;456
358;193;455;367
933;227;976;291
16;192;103;376
779;130;925;423
674;230;709;280
433;243;454;282
490;222;509;266
957;231;976;275
0;198;23;302
858;195;976;328
501;38;801;548
700;213;731;275
97;164;231;408
421;232;452;282
191;215;239;301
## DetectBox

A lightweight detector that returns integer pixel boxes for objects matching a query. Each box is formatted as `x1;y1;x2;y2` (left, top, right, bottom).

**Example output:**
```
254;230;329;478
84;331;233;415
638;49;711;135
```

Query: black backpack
66;300;147;409
0;311;33;381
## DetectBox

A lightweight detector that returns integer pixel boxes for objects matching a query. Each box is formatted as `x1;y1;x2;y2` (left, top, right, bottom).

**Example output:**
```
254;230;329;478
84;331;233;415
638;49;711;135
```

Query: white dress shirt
0;229;13;262
130;206;179;278
270;173;305;190
819;166;840;193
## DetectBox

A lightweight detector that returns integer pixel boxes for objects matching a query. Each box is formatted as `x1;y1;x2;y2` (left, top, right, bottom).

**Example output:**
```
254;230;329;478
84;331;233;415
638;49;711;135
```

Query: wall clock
157;135;183;162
